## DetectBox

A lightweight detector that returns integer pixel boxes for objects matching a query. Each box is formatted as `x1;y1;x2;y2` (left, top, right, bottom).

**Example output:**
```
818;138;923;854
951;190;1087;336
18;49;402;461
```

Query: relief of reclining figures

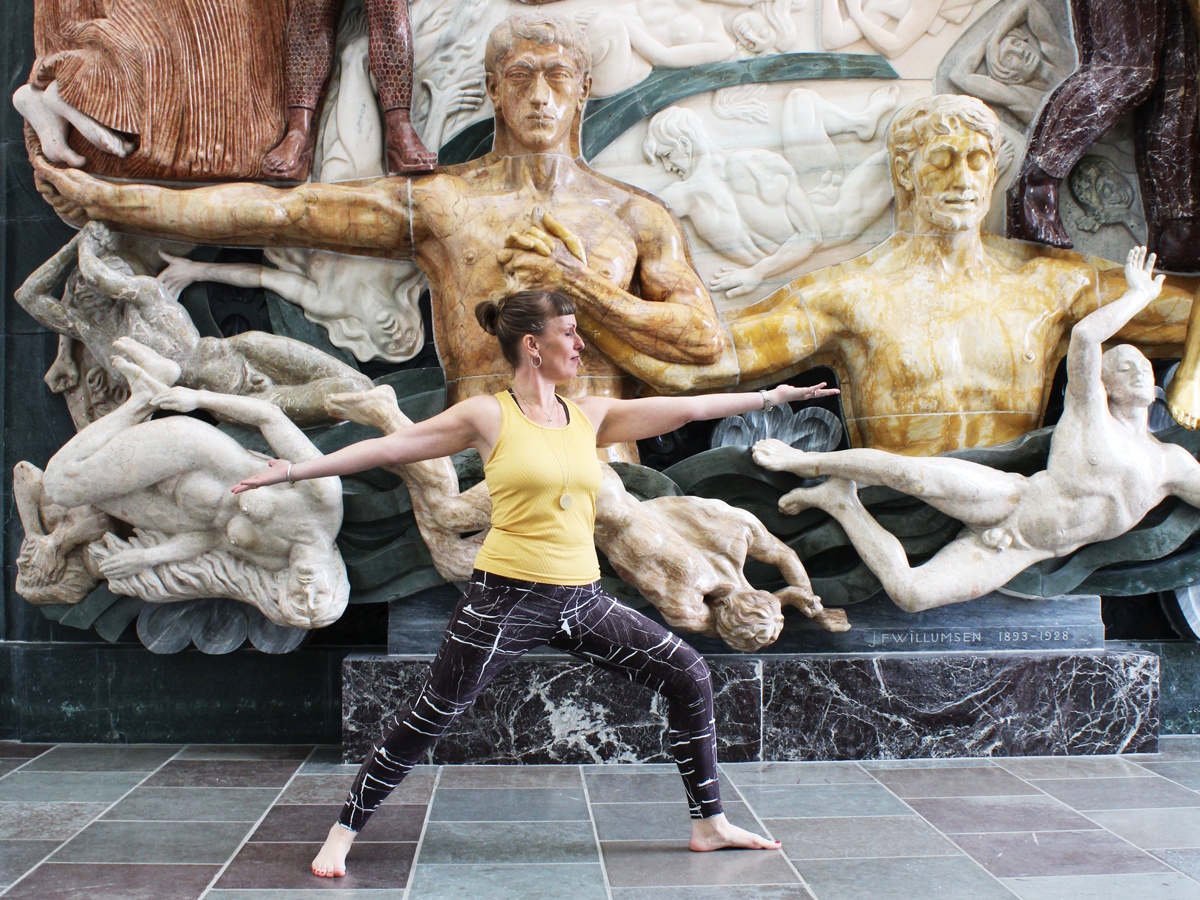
323;385;849;652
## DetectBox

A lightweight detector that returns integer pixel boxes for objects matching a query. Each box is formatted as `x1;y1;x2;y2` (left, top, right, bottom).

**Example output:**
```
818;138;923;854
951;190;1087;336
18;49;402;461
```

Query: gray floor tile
1137;761;1200;791
1;862;220;899
144;759;302;788
103;785;281;824
765;814;961;860
0;839;60;888
796;856;1016;900
858;758;999;770
0;801;108;840
1003;872;1200;899
600;840;798;888
736;783;914;818
251;802;425;843
438;764;583;789
997;756;1156;780
429;786;589;822
1088;807;1200;850
21;745;180;772
175;744;313;761
954;829;1171;878
0;770;145;802
299;746;363;774
1154;849;1200;880
206;892;407;899
417;820;599;864
408;862;607;899
51;819;252;864
582;763;678;774
585;771;732;804
611;888;814;900
1031;776;1200;811
278;768;435;804
871;765;1041;799
591;800;755;842
217;839;416;891
0;743;53;760
721;761;874;787
1158;737;1200;761
907;794;1100;834
0;759;23;778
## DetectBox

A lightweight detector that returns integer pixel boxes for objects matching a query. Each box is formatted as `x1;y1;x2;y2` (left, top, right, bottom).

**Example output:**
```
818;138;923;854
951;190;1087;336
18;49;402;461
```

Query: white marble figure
15;223;372;427
583;0;798;98
820;0;987;59
153;9;430;364
13;80;134;167
752;247;1200;613
40;339;349;628
322;385;845;651
948;0;1071;127
645;86;897;298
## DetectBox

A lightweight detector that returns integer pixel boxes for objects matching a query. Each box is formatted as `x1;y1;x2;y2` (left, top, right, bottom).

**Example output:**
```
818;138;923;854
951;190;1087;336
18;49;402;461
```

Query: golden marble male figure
33;15;733;449
599;95;1192;456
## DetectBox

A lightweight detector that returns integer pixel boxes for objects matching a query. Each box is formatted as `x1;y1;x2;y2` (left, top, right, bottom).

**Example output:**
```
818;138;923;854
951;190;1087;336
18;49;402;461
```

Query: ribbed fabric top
474;391;602;585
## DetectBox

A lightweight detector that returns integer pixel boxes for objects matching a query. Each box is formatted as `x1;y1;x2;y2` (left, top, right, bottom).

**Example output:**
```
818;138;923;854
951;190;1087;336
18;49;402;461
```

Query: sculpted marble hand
716;95;1193;456
753;247;1200;612
39;339;349;628
33;15;735;445
321;384;844;652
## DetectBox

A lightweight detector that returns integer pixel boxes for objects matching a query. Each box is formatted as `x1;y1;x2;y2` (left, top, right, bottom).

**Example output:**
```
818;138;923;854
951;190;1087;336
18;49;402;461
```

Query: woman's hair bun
474;299;501;335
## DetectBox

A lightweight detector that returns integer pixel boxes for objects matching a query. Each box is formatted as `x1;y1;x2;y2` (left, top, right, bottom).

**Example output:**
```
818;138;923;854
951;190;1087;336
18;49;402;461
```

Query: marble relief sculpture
644;86;897;299
819;0;988;59
36;341;350;628
33;14;739;460
16;0;289;180
947;0;1071;127
1007;0;1200;271
15;223;373;427
752;247;1200;612
323;386;845;651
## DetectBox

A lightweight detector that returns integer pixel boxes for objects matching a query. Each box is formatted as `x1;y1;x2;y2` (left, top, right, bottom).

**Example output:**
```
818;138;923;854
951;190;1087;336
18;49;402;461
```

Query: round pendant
559;493;573;510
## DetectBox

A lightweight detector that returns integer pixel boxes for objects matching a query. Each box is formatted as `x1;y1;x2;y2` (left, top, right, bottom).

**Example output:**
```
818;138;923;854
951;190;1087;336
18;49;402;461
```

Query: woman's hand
232;458;292;494
766;382;840;406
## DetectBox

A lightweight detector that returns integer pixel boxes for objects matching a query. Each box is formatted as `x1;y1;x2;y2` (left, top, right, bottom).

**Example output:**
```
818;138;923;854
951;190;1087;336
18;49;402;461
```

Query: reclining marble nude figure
35;339;350;629
753;247;1200;613
323;386;847;652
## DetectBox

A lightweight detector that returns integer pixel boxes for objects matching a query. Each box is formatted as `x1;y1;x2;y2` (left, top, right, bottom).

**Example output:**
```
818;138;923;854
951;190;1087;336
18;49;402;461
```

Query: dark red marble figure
262;0;437;180
1007;0;1200;271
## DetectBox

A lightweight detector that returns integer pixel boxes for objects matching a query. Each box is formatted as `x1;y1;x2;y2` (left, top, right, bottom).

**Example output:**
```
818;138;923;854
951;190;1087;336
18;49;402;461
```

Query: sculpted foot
813;608;851;632
112;337;182;387
14;84;86;167
690;814;780;852
779;477;857;516
262;108;317;182
383;108;437;175
312;823;356;877
324;385;403;431
1009;162;1071;248
752;439;816;476
856;84;900;140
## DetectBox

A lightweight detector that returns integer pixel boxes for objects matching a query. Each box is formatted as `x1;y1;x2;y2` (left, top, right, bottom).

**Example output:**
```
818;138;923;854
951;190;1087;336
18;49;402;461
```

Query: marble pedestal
341;649;1158;763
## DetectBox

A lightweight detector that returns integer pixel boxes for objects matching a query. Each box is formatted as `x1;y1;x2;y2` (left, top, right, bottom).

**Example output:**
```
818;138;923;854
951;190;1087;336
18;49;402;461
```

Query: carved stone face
487;39;589;154
655;139;694;180
899;124;996;233
730;11;774;54
994;30;1041;85
1102;345;1156;410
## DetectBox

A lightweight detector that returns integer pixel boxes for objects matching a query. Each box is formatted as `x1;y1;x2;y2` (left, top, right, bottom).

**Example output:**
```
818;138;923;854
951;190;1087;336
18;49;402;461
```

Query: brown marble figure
1007;0;1200;271
34;15;732;460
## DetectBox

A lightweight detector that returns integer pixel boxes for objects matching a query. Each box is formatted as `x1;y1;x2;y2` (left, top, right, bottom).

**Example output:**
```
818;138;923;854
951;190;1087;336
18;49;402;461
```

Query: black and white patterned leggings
338;571;723;832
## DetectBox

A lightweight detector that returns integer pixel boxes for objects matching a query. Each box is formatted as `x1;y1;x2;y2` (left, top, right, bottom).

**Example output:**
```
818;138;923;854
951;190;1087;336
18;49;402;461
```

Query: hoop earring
531;354;542;369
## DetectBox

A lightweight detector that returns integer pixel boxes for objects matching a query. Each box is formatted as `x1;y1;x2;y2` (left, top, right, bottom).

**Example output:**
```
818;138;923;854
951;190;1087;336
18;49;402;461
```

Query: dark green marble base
0;643;350;743
1123;641;1200;734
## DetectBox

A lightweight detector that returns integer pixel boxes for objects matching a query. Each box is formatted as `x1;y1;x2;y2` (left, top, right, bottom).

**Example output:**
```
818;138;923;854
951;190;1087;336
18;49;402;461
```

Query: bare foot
112;337;182;387
111;356;172;400
324;384;406;431
14;84;85;167
752;438;814;475
44;82;134;158
813;607;851;632
383;108;438;175
311;823;356;877
262;108;316;181
690;814;780;852
778;476;857;516
855;84;900;140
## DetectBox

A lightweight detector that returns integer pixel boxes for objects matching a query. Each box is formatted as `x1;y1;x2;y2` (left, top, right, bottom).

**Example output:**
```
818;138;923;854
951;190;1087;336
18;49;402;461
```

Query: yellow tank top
473;391;603;585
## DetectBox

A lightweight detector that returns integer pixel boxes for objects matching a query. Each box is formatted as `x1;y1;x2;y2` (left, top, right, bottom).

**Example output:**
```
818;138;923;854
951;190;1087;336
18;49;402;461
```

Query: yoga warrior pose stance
235;290;838;876
753;247;1200;612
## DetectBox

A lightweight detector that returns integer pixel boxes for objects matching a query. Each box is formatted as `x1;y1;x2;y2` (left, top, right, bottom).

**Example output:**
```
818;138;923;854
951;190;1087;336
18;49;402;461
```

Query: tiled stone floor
1;738;1199;899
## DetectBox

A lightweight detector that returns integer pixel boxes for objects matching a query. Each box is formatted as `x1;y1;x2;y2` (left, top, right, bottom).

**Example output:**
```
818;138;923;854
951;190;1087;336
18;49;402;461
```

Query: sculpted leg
366;0;436;174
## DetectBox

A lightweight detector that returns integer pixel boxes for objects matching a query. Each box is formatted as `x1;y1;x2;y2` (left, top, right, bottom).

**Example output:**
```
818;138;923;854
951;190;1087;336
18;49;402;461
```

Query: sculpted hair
887;95;1002;222
643;106;709;166
484;14;592;77
475;290;577;366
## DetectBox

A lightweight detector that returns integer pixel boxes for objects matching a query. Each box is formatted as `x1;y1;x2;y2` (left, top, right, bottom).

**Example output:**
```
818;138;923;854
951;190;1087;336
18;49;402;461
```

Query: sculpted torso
412;154;651;402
